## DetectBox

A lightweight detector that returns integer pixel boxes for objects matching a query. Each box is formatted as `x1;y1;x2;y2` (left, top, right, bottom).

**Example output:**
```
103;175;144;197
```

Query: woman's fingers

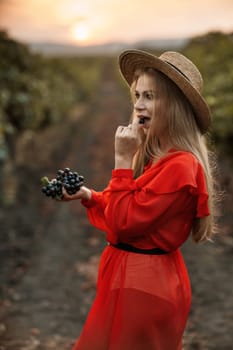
116;123;138;136
61;186;91;201
61;186;72;201
115;122;142;159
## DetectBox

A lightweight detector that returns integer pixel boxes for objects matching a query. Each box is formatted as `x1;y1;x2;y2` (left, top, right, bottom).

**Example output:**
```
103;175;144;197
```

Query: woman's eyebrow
135;89;155;94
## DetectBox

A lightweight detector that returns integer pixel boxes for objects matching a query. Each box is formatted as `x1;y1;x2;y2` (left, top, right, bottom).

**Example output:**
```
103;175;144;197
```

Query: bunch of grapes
41;168;84;200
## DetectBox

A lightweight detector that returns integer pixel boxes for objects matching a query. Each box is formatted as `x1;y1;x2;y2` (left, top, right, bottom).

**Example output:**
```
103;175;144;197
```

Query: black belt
111;242;168;255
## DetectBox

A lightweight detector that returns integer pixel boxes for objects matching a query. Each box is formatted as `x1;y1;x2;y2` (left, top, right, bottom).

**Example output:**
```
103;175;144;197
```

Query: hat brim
119;50;211;134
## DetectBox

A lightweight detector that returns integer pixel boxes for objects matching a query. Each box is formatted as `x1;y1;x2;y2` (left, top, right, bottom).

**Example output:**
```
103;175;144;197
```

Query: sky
0;0;233;46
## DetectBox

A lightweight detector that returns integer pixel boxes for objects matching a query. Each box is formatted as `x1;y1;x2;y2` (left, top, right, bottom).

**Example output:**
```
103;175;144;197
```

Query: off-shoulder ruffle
109;151;210;218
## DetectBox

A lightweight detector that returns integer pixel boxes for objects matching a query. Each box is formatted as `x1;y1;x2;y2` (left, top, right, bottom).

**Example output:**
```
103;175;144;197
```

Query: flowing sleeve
103;153;210;241
81;190;110;232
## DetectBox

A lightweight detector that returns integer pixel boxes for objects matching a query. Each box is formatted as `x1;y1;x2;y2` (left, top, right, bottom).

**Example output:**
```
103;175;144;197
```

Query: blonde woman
64;50;216;350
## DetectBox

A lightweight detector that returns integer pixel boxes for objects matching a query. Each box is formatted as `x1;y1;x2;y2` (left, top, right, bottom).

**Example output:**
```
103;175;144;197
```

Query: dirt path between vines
0;60;233;350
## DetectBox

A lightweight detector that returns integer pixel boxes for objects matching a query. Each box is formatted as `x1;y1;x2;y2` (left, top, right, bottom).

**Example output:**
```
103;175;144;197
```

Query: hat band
164;60;191;82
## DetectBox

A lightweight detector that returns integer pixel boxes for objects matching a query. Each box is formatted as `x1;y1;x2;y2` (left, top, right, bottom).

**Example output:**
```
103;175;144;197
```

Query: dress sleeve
81;190;109;232
103;154;210;240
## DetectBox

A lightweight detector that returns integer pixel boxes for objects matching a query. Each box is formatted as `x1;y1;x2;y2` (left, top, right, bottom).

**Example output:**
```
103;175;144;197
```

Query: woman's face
134;73;169;147
133;73;168;142
133;73;156;130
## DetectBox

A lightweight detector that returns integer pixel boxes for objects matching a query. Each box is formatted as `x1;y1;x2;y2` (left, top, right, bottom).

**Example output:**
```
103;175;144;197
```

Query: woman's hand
61;186;92;202
115;121;143;169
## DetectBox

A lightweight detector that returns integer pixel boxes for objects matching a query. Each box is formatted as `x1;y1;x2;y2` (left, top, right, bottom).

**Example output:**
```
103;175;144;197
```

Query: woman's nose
134;98;145;110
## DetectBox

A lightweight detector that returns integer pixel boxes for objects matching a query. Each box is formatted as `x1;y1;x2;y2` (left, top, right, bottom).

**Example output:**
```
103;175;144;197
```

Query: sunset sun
72;22;90;42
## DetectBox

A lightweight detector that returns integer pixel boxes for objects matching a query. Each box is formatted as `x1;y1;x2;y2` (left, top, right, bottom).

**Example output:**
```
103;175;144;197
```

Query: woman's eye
146;93;153;100
135;93;140;99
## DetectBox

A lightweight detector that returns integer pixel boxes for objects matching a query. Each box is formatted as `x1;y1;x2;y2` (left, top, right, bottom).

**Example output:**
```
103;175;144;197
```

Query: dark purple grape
42;187;47;194
41;167;84;200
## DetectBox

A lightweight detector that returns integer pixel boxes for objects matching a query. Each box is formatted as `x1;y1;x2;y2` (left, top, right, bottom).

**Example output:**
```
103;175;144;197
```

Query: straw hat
119;49;211;134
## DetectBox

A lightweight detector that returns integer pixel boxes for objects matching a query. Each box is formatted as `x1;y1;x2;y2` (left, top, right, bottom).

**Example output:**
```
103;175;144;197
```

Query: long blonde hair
130;68;218;243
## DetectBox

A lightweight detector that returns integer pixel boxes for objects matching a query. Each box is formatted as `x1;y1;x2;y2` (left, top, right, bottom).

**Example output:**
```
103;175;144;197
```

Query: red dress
72;150;209;350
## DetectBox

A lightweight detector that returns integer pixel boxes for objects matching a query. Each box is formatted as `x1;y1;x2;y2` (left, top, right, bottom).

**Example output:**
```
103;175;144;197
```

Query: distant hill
29;38;189;56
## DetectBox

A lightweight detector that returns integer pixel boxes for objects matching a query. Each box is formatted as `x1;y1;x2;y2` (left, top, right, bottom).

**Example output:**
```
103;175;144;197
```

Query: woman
64;50;216;350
